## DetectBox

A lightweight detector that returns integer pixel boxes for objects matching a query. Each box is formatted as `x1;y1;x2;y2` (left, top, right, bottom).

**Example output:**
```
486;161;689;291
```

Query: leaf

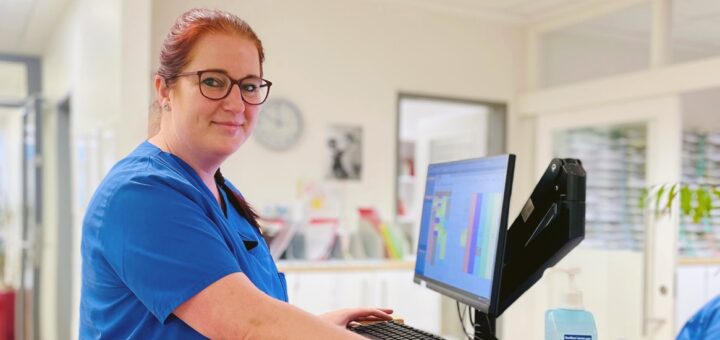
666;184;678;212
700;188;712;216
639;187;648;210
693;188;711;223
655;184;666;215
680;185;693;217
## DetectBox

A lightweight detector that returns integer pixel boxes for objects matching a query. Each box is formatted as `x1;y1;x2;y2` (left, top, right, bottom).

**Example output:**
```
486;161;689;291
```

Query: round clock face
254;98;304;151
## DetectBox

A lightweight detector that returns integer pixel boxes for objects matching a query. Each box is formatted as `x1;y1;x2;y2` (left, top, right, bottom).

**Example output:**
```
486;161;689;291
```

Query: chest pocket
242;239;259;251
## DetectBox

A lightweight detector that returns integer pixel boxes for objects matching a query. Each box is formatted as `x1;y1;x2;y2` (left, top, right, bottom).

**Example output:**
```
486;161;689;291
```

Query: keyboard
348;320;446;340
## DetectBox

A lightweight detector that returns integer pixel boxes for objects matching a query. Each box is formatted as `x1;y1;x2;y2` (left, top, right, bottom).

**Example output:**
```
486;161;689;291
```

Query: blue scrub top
80;141;288;339
677;295;720;340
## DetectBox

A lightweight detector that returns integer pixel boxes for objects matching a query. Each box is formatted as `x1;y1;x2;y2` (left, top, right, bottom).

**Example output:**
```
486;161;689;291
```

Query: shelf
679;130;720;257
277;259;415;272
555;126;647;251
678;257;720;266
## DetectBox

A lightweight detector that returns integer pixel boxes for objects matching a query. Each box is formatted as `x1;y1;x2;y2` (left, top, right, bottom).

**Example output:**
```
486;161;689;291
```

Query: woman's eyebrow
203;68;228;74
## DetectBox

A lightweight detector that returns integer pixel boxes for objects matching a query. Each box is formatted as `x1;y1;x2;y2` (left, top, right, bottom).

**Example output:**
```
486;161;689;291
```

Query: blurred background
1;0;719;339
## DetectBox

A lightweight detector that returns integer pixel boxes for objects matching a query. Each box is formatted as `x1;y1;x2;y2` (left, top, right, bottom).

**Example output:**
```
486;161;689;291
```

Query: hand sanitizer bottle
545;268;598;340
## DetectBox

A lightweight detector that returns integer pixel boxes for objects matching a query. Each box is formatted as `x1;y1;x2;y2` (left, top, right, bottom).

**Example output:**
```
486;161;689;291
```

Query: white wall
682;87;720;132
42;1;120;338
151;0;525;228
540;30;649;88
41;0;151;338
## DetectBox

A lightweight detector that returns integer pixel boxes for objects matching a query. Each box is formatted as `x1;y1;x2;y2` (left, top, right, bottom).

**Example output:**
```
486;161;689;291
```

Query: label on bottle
564;335;591;340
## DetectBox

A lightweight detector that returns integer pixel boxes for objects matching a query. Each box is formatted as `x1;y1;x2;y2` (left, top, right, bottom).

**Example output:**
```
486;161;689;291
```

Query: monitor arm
497;158;586;315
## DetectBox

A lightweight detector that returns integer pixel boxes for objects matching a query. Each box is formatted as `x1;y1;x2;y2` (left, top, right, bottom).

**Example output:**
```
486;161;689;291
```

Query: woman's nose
225;83;246;111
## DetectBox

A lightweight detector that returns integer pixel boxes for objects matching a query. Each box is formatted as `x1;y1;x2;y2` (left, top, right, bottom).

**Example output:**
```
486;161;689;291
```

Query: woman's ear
154;74;170;108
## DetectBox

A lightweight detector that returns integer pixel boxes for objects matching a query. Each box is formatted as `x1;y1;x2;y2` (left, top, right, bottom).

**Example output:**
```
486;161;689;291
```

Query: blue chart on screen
415;156;509;301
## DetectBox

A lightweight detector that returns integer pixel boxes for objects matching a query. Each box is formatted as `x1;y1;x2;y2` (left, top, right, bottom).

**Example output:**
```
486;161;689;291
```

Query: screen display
414;155;511;304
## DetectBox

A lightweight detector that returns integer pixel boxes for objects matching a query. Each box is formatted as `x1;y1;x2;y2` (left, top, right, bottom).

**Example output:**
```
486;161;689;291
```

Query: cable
456;301;475;340
477;311;498;340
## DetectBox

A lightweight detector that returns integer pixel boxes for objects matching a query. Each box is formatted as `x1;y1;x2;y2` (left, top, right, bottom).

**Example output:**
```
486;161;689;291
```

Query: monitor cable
456;302;476;340
476;311;498;340
457;302;498;340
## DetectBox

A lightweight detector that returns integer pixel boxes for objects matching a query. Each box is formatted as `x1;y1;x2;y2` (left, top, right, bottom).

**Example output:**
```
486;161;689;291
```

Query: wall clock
254;98;304;151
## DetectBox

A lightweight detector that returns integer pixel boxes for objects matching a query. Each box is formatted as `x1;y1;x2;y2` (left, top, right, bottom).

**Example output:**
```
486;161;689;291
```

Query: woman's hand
319;308;394;327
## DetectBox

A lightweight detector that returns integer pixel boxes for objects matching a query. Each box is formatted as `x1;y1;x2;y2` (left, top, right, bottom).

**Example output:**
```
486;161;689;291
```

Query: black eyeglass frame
166;69;273;105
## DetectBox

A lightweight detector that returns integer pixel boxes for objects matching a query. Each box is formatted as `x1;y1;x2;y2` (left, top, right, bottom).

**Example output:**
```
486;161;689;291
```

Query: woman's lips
212;121;243;133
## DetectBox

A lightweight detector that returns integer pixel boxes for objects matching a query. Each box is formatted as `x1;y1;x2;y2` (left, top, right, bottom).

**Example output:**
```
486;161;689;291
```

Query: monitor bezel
412;154;515;316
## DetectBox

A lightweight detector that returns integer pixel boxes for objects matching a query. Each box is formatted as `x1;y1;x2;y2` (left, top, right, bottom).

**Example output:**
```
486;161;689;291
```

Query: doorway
394;93;507;251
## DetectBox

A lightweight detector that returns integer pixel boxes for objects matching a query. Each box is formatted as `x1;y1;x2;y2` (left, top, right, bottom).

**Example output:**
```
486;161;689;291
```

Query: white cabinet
676;264;720;330
280;262;442;334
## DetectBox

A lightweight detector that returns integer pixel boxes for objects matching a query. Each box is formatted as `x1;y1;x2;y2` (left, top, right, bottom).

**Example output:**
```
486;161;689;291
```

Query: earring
163;103;170;111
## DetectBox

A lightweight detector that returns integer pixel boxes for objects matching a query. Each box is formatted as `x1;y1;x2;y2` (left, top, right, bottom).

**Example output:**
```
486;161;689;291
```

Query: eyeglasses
167;69;272;105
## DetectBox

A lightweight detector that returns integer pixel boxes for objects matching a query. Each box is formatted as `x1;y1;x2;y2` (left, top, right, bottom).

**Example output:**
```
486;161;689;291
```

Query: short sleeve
99;175;241;323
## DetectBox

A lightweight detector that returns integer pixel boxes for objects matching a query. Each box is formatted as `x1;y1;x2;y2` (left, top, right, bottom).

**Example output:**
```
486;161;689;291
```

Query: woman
80;8;391;339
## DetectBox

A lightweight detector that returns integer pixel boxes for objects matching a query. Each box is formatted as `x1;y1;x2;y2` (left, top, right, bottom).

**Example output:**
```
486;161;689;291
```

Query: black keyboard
348;320;446;340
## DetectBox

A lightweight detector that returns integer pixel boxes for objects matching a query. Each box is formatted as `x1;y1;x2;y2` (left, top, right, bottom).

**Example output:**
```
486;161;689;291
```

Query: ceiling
404;0;601;21
1;0;720;63
0;0;71;56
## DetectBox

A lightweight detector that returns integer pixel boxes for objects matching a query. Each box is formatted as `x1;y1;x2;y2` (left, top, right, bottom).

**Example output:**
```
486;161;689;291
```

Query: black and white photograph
325;125;362;180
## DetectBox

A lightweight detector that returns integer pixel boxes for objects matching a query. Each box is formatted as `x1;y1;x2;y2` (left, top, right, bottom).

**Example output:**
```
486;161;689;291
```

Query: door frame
1;54;43;340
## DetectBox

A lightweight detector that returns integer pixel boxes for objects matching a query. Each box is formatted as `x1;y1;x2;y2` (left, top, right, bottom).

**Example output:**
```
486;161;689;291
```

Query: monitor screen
413;155;514;314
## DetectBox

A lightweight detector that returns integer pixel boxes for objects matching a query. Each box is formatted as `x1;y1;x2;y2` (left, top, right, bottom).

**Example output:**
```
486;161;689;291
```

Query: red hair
158;8;265;85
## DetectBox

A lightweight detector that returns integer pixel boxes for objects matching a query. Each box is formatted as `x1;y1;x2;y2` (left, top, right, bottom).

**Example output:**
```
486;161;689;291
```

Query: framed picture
325;125;362;180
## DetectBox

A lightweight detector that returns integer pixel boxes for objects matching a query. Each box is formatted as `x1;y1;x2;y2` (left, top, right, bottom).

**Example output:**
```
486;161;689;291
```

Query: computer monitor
413;154;515;316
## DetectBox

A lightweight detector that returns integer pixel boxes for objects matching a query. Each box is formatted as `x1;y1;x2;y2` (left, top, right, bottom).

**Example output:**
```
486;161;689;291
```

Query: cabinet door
676;266;708;328
378;270;442;334
676;265;720;329
284;271;384;314
285;272;340;315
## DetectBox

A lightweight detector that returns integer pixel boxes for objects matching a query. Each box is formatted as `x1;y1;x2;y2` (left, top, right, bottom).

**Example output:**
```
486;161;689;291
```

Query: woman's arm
174;272;365;339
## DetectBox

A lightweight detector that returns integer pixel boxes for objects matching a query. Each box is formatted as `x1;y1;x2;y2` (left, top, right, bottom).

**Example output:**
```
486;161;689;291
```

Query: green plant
642;183;720;223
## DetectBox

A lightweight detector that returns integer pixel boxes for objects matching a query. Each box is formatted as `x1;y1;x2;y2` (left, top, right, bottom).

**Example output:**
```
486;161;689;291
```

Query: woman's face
166;33;262;159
